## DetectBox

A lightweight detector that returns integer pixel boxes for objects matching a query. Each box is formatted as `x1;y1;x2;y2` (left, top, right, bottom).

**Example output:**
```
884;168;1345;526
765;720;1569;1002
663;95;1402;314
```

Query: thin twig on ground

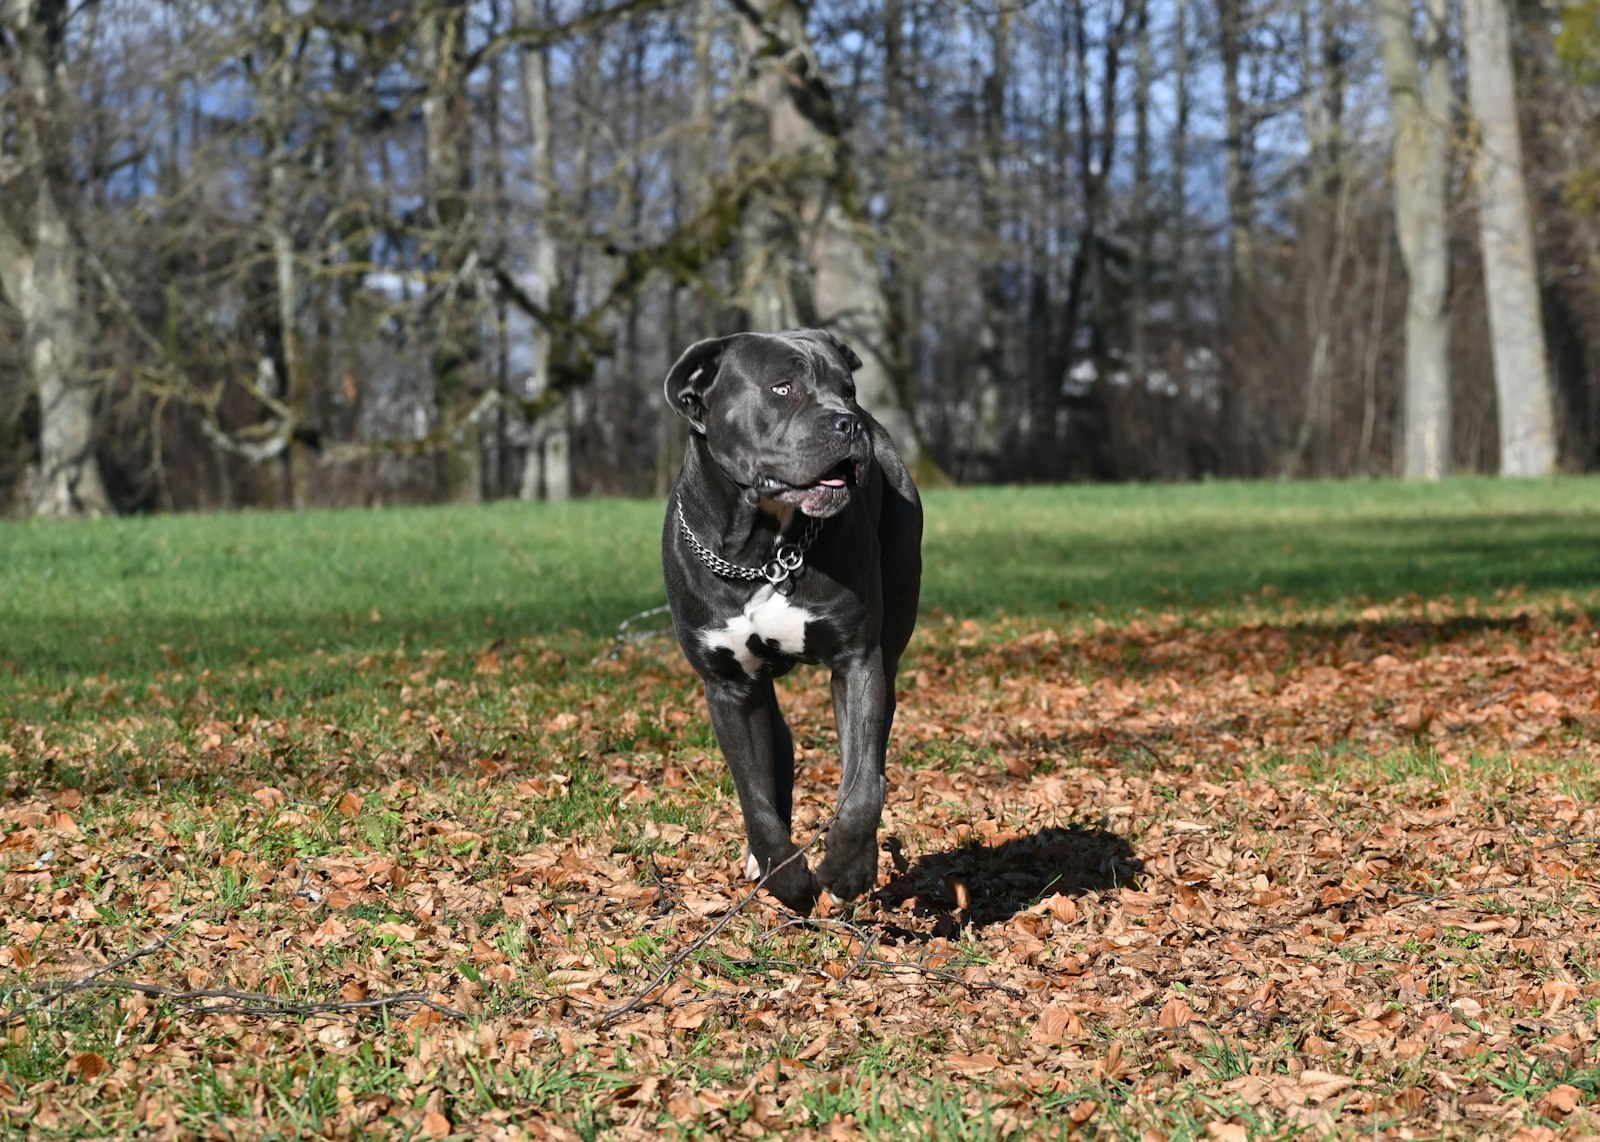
767;914;880;982
713;951;1029;1000
601;603;675;660
0;935;172;1026
594;815;836;1027
58;982;468;1021
864;958;1027;999
1;935;466;1025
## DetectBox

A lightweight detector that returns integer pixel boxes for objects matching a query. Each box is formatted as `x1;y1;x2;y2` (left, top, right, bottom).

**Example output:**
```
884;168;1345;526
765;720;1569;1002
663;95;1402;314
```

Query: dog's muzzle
760;415;869;518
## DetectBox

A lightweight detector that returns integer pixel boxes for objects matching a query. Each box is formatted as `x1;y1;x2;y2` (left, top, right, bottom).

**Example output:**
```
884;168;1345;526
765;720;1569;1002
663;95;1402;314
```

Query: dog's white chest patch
700;586;814;676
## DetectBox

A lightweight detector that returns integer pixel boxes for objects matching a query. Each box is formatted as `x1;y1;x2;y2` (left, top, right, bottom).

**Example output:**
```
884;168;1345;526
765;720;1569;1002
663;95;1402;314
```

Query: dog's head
664;329;873;518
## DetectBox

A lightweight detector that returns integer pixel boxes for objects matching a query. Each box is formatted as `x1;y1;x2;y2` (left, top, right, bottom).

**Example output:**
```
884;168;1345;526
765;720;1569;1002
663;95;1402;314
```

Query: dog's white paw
744;850;762;881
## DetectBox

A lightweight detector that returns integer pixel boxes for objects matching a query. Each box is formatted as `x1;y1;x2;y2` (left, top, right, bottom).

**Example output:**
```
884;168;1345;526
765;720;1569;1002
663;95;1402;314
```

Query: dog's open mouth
765;459;861;518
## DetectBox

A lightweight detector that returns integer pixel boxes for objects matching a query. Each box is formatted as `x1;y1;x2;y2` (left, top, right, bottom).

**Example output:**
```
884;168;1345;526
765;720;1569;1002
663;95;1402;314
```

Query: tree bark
881;0;922;458
1286;0;1351;477
966;3;1011;482
1130;0;1152;395
0;0;112;518
1462;0;1558;475
1171;0;1191;390
732;6;804;334
1376;0;1453;478
1051;0;1129;481
1218;0;1255;286
656;0;719;497
731;0;922;467
260;1;311;507
421;0;485;503
513;0;573;501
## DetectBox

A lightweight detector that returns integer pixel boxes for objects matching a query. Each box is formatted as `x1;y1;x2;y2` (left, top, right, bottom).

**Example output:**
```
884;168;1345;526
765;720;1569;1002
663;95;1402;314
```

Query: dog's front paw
748;844;820;914
816;839;879;904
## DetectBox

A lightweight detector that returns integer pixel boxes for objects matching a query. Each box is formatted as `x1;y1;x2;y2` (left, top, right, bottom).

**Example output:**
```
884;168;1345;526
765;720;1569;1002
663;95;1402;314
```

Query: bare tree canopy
2;0;1598;514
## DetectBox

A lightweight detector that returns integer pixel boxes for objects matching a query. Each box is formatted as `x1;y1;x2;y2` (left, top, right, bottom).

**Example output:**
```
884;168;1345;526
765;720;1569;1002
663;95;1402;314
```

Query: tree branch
468;0;685;70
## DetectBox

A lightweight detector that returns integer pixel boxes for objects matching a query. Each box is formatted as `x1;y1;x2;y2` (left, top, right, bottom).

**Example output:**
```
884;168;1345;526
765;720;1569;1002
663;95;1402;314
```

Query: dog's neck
681;436;794;559
756;498;797;532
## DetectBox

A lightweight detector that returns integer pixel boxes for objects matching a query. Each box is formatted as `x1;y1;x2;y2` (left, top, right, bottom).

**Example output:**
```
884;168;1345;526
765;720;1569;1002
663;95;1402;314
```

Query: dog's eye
770;383;791;397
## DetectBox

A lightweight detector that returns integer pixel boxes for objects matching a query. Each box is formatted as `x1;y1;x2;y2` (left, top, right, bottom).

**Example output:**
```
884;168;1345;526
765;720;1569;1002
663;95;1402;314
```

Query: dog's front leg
704;679;821;913
815;648;888;902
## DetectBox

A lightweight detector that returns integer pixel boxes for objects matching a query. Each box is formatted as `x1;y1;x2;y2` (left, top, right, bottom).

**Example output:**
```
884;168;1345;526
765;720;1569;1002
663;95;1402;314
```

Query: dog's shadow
872;825;1141;936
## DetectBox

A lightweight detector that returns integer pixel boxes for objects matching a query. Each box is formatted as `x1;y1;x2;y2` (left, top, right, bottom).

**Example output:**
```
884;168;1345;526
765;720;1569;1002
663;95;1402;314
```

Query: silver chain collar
676;498;824;587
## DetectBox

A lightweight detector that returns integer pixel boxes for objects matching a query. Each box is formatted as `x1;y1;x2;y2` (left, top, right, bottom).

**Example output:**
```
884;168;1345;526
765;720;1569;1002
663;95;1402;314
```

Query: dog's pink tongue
796;481;851;516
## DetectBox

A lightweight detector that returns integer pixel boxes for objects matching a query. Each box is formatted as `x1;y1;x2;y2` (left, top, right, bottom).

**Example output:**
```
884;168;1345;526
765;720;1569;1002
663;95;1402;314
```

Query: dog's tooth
824;891;846;908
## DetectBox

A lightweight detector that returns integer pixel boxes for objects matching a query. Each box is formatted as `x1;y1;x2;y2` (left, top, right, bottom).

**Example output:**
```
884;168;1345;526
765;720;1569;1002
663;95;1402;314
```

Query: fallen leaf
946;1052;999;1073
1034;1003;1073;1046
1538;1084;1582;1119
1158;997;1196;1029
68;1052;109;1082
1295;1070;1355;1104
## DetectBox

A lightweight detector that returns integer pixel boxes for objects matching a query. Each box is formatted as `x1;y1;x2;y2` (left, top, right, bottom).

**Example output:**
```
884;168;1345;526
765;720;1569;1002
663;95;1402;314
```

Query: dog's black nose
833;413;863;439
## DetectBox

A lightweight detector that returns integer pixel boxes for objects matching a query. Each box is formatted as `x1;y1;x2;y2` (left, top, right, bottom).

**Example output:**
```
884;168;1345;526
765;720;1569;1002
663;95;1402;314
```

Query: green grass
3;476;1596;695
4;477;1600;1140
925;476;1600;619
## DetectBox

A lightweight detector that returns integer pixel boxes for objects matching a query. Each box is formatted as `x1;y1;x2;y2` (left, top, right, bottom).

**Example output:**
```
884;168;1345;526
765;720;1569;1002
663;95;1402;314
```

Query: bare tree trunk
15;192;110;518
967;4;1011;482
1218;0;1255;286
1462;0;1558;475
1358;215;1392;472
732;0;922;466
1129;0;1152;395
1051;0;1130;480
1171;0;1192;416
1286;0;1350;477
513;0;572;501
881;0;922;456
261;3;310;507
656;0;719;496
484;6;511;502
0;0;112;518
1377;0;1453;478
421;0;484;503
732;7;803;333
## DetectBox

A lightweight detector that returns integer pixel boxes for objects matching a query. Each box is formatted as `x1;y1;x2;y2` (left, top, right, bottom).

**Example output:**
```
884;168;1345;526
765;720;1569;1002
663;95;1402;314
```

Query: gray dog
661;329;923;913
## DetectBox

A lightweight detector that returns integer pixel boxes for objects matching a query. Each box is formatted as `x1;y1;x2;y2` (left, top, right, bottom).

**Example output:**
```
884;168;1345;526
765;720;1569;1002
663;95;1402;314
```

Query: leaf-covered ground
4;593;1600;1140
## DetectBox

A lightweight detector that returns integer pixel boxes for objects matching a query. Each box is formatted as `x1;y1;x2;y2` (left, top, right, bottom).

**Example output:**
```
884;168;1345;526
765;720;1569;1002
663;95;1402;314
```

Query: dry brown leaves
3;597;1600;1139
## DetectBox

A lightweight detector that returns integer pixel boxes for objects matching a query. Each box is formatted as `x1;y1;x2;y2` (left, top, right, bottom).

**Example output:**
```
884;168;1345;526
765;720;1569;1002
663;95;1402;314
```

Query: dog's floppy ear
793;328;863;373
663;336;732;434
825;331;863;373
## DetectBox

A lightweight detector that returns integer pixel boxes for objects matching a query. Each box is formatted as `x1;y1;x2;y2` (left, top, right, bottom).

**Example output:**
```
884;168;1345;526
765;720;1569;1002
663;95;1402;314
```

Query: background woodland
2;0;1598;516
